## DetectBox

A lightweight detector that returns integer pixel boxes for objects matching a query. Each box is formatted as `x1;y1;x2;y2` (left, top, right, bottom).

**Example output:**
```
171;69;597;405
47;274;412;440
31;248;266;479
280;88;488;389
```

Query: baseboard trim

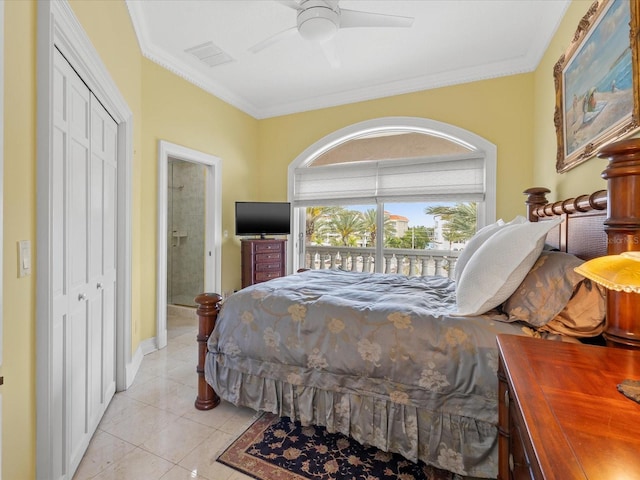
140;336;158;355
125;344;143;389
123;337;158;389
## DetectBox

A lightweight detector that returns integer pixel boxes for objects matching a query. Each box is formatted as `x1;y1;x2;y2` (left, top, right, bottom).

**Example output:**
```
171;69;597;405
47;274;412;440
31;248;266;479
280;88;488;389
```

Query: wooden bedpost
523;187;550;221
194;292;222;410
598;138;640;349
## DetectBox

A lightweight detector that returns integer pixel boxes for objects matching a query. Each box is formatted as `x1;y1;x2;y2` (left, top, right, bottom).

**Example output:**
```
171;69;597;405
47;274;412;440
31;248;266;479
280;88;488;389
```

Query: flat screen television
235;201;291;239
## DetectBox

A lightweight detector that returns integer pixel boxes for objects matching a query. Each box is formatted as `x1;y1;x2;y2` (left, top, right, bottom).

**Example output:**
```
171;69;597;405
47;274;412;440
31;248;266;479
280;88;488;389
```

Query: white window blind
293;153;485;206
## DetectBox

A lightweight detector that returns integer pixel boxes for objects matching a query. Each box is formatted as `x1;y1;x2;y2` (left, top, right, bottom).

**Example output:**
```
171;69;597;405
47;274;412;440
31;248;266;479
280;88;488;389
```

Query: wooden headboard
523;137;640;349
524;187;608;260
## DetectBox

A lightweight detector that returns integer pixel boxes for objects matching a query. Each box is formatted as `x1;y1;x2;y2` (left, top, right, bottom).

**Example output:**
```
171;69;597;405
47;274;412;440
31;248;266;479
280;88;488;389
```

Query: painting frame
554;0;640;173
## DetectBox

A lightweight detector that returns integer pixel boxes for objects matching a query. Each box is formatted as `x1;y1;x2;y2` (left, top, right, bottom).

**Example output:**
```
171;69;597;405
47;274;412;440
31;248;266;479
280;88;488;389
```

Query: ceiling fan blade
249;26;298;54
275;0;302;11
339;8;414;28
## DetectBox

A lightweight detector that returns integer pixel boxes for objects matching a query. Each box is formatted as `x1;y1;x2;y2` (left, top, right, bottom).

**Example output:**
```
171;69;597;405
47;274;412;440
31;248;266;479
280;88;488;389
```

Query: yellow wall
3;2;38;477
258;74;536;223
140;59;258;338
1;0;619;478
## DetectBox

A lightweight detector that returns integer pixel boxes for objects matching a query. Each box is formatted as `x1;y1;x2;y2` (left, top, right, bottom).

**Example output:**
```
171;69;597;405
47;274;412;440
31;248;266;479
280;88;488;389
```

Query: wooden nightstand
497;334;640;480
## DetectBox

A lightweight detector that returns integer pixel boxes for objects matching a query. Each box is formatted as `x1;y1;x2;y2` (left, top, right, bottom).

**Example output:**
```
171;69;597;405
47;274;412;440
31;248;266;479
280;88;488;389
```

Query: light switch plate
18;240;31;277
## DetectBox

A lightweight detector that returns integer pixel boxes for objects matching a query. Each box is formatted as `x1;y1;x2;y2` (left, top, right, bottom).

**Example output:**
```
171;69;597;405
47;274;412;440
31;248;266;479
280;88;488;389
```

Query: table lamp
574;251;640;403
574;251;640;293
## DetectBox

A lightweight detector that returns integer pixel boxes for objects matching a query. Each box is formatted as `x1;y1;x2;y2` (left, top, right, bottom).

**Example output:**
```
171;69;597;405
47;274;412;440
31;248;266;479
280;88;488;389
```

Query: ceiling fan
249;0;414;66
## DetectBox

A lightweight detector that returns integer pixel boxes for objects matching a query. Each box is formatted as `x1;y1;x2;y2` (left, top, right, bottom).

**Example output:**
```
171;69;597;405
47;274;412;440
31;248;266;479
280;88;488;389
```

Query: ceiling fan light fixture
297;4;339;43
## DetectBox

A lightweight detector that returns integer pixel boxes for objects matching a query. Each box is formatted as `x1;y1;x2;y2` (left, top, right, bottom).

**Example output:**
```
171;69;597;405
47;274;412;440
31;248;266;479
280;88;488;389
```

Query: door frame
0;2;5;476
0;0;4;367
156;141;222;349
36;1;133;477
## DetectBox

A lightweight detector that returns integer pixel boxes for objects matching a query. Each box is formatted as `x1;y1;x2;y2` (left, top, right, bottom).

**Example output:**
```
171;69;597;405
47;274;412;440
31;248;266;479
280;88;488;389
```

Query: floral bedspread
206;269;526;478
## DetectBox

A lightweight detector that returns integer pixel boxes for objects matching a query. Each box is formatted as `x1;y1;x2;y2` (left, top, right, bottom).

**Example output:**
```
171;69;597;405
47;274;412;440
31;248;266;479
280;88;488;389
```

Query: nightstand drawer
256;252;282;262
255;242;283;253
255;262;281;271
509;400;535;480
256;271;283;282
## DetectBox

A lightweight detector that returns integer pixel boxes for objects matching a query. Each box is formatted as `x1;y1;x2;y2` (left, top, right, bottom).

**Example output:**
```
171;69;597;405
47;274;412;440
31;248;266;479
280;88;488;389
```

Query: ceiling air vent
184;41;233;67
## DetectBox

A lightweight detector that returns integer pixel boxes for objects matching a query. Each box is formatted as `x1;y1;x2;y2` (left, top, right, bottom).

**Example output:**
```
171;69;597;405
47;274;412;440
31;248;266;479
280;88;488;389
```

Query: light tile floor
73;311;257;480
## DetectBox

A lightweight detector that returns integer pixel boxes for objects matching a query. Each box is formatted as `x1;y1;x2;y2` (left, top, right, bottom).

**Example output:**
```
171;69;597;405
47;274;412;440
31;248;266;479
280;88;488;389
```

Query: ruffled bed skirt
206;353;498;478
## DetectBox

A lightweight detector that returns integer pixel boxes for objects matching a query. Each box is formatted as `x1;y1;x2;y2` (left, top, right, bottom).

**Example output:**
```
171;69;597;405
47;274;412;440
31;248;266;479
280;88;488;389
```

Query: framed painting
554;0;640;173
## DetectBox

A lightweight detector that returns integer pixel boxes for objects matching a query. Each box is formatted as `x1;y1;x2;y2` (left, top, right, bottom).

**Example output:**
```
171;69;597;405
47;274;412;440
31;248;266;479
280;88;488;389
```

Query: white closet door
52;48;117;479
87;96;117;432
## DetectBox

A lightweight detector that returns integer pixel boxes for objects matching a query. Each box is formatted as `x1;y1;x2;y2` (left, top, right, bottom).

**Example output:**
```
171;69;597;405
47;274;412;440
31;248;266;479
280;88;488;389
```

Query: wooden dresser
241;238;286;288
497;334;640;480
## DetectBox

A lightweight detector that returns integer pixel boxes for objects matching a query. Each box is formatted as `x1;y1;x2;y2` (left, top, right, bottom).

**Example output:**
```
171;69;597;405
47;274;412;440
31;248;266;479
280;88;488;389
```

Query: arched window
287;117;496;274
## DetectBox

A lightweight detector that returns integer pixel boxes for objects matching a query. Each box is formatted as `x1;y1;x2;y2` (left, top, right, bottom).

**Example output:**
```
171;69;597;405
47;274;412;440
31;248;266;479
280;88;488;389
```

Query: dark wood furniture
497;334;640;480
241;238;286;288
599;139;640;348
194;292;221;410
526;138;640;349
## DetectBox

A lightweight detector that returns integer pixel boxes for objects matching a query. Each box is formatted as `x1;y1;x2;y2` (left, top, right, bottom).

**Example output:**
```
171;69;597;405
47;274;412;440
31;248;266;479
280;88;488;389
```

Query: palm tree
360;209;396;246
426;203;477;248
319;210;365;246
305;206;339;244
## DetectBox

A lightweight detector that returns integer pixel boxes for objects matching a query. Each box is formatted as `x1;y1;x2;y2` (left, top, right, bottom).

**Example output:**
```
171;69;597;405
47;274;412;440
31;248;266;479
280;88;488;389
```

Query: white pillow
454;215;526;284
455;218;562;316
454;220;504;283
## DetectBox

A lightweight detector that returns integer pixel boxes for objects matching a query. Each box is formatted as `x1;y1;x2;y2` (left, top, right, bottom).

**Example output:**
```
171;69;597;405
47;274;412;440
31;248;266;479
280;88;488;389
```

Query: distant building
386;212;409;238
432;217;466;251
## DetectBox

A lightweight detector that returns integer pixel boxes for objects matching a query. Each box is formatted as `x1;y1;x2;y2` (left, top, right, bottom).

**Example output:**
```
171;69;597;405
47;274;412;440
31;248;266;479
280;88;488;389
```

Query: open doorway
167;158;205;307
157;141;222;350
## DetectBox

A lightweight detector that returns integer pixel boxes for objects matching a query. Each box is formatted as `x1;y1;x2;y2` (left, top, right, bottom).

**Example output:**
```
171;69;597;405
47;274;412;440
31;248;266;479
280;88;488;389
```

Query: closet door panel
52;48;71;480
66;59;92;474
52;65;66;300
88;97;117;419
87;103;104;426
68;140;89;289
68;303;88;465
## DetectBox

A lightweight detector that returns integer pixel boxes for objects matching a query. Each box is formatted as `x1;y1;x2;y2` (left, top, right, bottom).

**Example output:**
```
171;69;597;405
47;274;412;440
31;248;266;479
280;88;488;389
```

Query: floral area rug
217;412;464;480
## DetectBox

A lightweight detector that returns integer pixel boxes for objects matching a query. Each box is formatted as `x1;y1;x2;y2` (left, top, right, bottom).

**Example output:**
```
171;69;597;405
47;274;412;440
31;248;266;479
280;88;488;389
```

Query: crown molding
125;0;570;120
126;0;262;118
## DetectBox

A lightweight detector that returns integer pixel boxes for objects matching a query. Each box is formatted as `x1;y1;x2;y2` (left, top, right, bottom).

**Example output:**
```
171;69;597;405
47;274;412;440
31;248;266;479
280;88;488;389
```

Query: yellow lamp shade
574;251;640;294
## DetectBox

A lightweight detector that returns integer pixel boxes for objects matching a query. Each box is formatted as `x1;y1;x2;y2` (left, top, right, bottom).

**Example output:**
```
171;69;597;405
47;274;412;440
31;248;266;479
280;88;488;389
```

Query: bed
194;138;640;478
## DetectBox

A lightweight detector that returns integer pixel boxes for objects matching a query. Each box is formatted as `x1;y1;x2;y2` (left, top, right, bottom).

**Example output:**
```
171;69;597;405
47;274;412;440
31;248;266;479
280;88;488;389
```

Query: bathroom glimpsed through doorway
167;157;205;307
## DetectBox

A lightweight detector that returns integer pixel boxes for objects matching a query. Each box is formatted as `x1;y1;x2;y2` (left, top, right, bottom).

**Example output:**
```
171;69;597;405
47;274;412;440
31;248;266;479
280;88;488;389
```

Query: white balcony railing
303;246;459;279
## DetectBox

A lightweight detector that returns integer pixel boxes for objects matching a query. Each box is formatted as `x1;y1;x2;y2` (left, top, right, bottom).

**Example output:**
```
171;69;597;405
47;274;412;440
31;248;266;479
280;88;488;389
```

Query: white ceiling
126;0;570;119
